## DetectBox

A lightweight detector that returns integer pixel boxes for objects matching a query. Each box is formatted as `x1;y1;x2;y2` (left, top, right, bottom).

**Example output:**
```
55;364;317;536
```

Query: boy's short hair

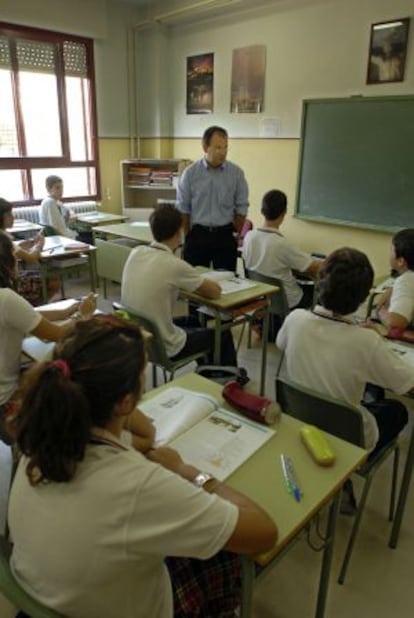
149;204;182;242
202;126;228;149
393;228;414;270
45;175;63;190
318;247;374;315
261;190;287;220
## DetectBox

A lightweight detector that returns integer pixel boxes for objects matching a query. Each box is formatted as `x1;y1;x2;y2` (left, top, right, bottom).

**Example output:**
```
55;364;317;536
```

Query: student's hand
79;292;97;319
33;235;45;251
147;446;199;481
18;239;34;251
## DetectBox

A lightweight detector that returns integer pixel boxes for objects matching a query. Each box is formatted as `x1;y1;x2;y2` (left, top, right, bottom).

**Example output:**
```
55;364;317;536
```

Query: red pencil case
222;380;281;425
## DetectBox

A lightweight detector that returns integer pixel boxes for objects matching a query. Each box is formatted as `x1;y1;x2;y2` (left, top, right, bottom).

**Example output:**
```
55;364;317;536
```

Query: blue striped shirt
177;158;249;227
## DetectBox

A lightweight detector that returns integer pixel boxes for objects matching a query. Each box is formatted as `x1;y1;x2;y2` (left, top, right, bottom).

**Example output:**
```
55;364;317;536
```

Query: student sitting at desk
0;231;96;444
0;197;60;305
121;203;238;367
377;228;414;332
242;189;321;310
8;315;277;618
39;174;77;239
277;248;413;508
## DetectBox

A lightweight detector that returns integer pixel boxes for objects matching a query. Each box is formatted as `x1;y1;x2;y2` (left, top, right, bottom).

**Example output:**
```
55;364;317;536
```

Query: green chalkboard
295;96;414;232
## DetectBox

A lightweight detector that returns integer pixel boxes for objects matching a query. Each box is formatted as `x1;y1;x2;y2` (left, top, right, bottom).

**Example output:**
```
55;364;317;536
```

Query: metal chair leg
389;446;400;521
338;475;375;584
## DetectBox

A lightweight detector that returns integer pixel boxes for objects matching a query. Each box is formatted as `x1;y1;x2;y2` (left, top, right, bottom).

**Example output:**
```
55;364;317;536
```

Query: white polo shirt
9;434;238;618
242;228;312;308
121;242;204;357
389;271;414;326
0;288;41;405
277;306;414;450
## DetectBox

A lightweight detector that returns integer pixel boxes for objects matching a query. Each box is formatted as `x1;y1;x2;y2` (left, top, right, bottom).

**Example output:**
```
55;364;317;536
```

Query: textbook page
139;387;218;445
171;407;275;481
139;387;275;479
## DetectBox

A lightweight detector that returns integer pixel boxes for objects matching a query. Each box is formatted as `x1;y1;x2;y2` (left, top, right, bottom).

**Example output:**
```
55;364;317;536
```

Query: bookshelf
120;158;191;220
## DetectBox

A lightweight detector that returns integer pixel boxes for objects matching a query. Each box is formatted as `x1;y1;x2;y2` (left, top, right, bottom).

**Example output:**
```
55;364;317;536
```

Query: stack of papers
202;270;257;295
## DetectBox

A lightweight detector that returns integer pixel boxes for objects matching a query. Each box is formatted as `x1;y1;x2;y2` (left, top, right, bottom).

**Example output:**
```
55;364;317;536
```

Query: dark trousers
365;398;408;458
183;224;238;272
171;315;237;367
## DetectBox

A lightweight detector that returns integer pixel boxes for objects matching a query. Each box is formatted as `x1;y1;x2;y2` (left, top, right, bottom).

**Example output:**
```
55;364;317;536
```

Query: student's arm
194;279;221;299
125;408;155;453
30;317;72;342
233;214;246;235
147;446;278;555
303;259;322;278
38;293;97;322
377;307;409;331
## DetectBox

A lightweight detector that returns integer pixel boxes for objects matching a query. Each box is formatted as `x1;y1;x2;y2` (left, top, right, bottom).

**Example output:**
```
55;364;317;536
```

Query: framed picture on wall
366;18;410;84
186;53;214;114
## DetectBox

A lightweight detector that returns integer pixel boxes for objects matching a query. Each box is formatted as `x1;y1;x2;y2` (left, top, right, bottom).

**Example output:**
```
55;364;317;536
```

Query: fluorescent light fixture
374;21;404;30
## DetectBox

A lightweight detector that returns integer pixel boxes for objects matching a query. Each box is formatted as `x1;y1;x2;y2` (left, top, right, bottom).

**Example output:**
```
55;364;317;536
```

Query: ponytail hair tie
49;359;72;379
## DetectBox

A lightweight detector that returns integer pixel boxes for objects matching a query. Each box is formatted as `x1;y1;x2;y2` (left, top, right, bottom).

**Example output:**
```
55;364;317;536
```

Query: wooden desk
40;236;97;302
92;221;153;244
185;271;278;395
75;211;128;227
143;373;367;618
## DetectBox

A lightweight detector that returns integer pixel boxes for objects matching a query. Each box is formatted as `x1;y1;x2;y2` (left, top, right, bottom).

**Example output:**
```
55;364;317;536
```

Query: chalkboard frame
294;95;414;233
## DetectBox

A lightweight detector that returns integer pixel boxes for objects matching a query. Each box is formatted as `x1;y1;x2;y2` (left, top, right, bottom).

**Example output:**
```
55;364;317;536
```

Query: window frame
0;21;100;205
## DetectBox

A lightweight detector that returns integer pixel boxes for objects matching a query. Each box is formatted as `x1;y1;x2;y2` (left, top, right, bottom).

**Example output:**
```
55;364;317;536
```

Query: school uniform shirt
276;306;414;450
121;242;204;357
39;196;76;239
389;271;414;326
242;228;312;308
9;430;238;618
0;288;41;405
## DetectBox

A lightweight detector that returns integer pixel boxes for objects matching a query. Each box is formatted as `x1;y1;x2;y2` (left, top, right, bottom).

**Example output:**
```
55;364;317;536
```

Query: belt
193;223;233;233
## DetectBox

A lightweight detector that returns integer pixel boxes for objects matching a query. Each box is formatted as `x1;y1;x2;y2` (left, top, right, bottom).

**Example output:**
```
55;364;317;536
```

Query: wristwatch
192;471;215;488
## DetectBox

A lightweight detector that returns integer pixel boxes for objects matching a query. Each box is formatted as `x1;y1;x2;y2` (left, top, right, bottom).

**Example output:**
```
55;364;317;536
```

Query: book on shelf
139;387;275;481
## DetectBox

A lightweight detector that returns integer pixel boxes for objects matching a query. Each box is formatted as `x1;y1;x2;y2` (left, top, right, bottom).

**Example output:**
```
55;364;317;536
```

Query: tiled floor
1;275;414;616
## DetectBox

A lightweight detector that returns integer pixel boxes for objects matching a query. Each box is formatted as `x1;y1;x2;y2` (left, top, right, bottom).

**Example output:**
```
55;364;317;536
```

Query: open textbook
201;270;257;295
139;387;275;481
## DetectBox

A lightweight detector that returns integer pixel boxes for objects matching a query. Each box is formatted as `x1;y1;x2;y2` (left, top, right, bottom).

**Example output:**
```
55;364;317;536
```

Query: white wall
135;0;414;137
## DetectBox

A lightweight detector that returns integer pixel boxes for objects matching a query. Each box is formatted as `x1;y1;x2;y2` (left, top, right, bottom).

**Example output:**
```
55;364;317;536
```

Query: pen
48;245;63;253
281;454;303;501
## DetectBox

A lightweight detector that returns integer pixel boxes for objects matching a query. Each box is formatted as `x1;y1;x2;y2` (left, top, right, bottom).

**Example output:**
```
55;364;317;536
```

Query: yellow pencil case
300;424;336;466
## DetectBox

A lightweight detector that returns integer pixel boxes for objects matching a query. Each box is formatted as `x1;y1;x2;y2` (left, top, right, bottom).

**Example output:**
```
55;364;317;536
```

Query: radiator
13;202;97;224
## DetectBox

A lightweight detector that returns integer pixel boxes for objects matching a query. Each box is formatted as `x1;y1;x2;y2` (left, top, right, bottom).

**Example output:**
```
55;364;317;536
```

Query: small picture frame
366;18;410;84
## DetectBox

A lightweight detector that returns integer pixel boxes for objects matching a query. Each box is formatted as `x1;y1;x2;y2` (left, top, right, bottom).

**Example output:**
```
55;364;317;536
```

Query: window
0;22;99;205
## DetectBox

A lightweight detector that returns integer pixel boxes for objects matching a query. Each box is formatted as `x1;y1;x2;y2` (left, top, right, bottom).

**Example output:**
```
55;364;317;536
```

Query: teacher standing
177;126;249;272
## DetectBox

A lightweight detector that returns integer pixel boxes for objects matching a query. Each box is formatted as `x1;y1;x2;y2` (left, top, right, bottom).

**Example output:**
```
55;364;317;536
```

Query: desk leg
39;262;49;303
88;251;97;292
389;424;414;549
214;311;222;365
239;556;255;618
315;491;340;618
259;298;270;396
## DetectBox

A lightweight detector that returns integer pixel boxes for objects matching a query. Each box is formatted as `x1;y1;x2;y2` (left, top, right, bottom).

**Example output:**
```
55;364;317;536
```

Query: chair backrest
112;302;172;369
95;239;134;284
275;376;365;447
0;536;63;618
245;269;290;320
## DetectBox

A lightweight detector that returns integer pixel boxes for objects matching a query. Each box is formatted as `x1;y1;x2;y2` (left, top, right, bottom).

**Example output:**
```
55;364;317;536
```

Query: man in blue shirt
177;126;249;272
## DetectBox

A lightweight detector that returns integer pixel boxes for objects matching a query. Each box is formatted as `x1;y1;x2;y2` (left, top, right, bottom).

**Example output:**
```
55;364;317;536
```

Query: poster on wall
186;53;214;114
230;45;266;113
366;18;410;84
